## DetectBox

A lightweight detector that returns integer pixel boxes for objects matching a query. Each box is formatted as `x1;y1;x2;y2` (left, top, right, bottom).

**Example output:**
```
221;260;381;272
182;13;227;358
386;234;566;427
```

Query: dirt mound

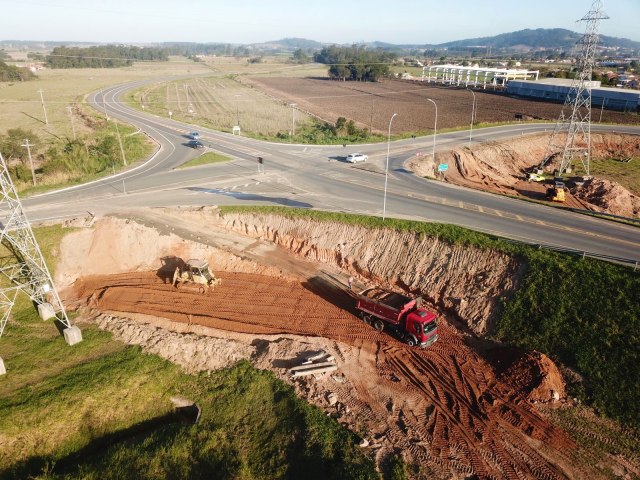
498;351;566;404
408;133;640;218
572;177;640;218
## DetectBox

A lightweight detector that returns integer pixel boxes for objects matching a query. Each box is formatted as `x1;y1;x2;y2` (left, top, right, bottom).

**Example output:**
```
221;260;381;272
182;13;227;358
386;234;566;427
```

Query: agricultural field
245;76;640;134
130;75;313;137
0;57;211;140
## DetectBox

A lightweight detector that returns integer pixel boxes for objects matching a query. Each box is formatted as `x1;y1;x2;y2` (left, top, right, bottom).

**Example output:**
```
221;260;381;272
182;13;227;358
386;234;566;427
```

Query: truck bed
358;288;412;310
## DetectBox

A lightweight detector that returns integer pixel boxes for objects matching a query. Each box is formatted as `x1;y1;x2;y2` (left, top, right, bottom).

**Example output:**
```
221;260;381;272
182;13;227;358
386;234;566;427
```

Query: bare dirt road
70;269;577;479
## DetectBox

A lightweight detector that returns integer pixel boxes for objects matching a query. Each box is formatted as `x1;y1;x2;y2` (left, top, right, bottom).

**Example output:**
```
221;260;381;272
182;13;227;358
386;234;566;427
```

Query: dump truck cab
405;309;439;347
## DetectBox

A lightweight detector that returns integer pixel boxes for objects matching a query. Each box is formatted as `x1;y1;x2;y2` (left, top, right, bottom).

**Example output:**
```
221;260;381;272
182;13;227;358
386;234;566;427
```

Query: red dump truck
355;288;438;347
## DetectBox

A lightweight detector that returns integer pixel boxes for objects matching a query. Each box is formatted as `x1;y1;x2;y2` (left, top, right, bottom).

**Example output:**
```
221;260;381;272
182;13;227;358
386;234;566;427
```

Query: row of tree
314;46;395;82
47;45;169;68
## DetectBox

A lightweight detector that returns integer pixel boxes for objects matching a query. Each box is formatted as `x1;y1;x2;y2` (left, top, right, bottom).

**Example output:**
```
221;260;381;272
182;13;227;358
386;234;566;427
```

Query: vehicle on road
172;259;221;293
355;287;438;347
346;153;368;163
186;140;204;149
188;131;200;140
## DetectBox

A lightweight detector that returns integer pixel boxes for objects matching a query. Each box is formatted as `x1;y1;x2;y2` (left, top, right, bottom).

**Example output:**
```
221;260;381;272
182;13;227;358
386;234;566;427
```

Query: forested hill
46;45;169;68
437;28;640;51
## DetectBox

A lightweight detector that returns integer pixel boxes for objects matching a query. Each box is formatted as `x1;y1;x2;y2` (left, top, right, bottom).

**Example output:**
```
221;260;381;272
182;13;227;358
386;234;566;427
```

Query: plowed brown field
245;77;640;134
71;270;578;479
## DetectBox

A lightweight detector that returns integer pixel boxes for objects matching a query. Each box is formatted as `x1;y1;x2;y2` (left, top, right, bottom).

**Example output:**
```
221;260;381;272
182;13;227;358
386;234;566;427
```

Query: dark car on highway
186;140;204;149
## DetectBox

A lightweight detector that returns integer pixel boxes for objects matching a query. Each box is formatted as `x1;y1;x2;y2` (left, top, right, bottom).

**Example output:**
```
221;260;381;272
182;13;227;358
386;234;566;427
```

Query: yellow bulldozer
546;181;566;203
172;259;222;293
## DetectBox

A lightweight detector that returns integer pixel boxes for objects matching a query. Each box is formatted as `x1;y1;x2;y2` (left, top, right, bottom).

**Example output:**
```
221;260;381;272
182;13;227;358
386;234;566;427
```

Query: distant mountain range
434;28;640;51
2;29;639;55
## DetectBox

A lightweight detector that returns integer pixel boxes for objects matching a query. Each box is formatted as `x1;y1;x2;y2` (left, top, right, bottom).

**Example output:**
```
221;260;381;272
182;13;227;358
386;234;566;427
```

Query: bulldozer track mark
70;270;580;479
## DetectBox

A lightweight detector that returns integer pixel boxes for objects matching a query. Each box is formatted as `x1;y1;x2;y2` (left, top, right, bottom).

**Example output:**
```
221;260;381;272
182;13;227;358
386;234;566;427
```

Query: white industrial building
421;64;539;88
506;78;640;112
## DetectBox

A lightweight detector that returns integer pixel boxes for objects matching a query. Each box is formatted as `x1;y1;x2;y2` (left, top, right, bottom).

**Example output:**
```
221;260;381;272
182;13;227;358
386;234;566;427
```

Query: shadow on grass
0;406;200;479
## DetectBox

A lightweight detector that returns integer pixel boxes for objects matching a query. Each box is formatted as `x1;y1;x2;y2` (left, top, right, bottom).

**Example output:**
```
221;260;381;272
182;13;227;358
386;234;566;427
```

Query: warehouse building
506;78;640;112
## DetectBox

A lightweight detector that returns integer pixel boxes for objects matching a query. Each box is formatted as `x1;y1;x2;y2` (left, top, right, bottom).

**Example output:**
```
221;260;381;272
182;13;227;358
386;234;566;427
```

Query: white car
346;153;368;163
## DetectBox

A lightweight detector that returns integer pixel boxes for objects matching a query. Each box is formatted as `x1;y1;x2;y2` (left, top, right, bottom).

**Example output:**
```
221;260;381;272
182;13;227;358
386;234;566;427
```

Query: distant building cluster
506;78;640;112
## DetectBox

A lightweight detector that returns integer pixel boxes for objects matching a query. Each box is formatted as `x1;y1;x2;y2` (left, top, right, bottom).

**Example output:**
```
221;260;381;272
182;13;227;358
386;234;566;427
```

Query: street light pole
290;103;297;143
382;113;398;221
426;98;438;162
235;95;240;125
467;89;476;148
21;139;37;186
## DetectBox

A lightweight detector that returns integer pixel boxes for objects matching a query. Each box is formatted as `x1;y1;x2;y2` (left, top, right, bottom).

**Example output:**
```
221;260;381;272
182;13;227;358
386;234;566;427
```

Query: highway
23;80;640;264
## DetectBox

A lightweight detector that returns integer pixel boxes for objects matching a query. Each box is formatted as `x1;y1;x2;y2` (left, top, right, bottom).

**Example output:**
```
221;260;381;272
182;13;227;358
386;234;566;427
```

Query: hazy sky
1;0;638;45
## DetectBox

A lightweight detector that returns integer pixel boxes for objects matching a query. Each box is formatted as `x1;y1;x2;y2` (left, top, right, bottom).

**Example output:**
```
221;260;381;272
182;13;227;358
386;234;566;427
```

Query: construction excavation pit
56;208;608;479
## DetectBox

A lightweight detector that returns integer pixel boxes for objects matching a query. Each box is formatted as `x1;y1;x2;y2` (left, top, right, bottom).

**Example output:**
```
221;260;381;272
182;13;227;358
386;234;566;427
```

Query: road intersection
23;80;640;264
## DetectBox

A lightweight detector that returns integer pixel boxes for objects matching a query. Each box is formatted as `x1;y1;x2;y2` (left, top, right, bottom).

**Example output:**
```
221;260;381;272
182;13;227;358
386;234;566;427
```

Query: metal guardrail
505;239;639;271
569;208;640;225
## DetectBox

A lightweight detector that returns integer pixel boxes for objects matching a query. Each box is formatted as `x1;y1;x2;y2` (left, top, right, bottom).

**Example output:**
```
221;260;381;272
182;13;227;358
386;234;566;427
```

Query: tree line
314;46;395;82
0;61;36;81
47;45;169;68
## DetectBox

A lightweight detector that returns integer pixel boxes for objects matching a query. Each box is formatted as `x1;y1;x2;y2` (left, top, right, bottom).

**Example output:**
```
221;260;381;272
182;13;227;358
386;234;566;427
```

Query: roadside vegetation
313;46;395;82
176;151;231;169
0;60;36;81
0;119;153;195
0;225;378;480
589;156;640;194
219;206;640;429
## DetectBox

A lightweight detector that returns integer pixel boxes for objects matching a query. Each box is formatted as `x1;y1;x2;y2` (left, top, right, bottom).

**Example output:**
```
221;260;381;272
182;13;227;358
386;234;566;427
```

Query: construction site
16;206;624;479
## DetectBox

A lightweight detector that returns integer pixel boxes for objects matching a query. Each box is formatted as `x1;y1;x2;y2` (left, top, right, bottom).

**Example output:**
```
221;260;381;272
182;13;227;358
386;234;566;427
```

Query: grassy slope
0;225;378;480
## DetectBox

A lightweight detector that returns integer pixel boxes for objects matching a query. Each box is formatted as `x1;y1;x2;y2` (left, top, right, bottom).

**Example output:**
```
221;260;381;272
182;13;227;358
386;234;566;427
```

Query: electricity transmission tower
542;0;608;176
0;152;82;375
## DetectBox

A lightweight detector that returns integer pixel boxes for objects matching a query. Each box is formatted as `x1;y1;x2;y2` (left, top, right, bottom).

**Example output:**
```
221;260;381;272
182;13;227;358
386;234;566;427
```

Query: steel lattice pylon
543;0;609;176
0;152;79;368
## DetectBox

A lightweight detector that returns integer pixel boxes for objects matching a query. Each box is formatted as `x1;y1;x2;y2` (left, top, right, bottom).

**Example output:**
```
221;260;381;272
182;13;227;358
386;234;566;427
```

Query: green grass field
0;57;212;140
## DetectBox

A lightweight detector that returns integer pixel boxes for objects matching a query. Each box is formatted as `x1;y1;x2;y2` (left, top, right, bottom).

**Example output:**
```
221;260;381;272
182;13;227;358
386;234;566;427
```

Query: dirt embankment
407;133;640;218
58;211;521;336
212;210;523;336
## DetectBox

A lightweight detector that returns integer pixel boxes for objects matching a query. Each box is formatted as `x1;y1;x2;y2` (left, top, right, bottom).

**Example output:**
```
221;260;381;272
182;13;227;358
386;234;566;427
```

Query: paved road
23;80;640;263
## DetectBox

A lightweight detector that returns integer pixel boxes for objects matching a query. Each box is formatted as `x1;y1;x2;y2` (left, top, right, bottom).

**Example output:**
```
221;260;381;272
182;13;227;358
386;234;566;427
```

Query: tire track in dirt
69;270;576;479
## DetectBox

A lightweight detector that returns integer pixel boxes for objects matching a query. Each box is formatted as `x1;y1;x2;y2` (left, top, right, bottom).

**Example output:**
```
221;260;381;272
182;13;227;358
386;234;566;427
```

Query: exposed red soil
244;77;640;134
68;270;578;479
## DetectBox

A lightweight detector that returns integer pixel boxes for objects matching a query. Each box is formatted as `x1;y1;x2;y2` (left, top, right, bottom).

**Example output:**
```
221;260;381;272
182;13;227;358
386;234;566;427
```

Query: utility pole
290;104;297;143
21;139;37;186
37;89;49;125
113;120;127;166
66;106;76;140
